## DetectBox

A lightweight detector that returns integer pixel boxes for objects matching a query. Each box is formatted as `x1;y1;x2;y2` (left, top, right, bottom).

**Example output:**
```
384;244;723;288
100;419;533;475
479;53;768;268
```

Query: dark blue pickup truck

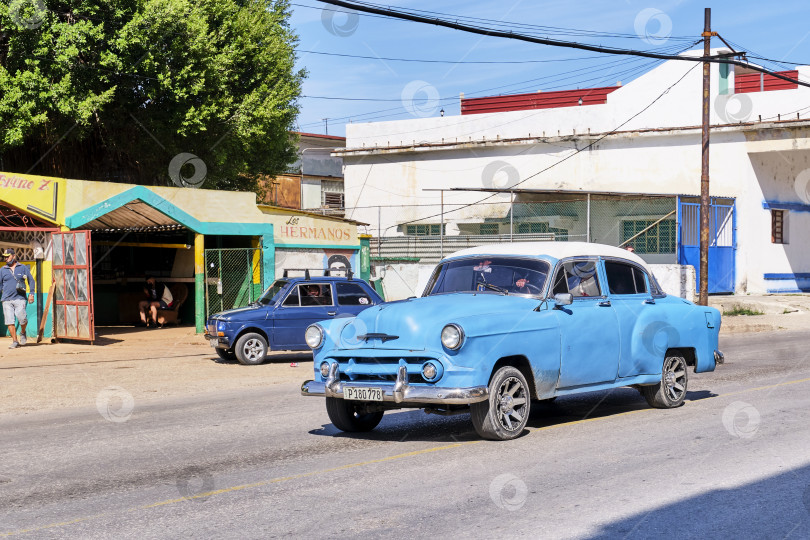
205;275;383;365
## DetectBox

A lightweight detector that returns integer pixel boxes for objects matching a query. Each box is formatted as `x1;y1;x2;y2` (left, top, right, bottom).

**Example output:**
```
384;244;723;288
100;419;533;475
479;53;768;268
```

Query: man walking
1;248;36;349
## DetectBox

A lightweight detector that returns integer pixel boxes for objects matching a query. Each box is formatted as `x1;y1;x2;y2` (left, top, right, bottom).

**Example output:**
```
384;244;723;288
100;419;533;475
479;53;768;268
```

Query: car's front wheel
234;332;268;365
325;397;384;432
640;354;689;408
470;366;531;440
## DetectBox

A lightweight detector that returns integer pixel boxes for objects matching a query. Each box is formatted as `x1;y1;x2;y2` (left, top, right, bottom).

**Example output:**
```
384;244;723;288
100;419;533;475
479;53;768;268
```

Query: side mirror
553;293;573;307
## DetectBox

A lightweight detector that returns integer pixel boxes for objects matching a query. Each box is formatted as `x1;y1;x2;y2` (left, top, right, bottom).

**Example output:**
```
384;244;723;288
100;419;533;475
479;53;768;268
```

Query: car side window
633;267;648;294
299;283;333;306
337;282;373;306
552;260;601;297
605;261;648;295
282;286;300;306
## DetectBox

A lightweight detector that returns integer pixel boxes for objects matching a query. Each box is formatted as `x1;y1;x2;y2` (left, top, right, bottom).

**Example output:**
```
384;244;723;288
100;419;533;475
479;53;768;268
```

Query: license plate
343;387;383;401
209;338;218;347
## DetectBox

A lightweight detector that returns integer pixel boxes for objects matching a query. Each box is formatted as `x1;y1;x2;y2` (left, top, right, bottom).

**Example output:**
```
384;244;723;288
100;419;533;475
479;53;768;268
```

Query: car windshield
258;280;289;305
424;257;550;297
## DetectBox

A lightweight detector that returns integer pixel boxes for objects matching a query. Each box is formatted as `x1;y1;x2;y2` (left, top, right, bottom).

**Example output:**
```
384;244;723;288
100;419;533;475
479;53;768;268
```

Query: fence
342;194;679;264
204;248;264;316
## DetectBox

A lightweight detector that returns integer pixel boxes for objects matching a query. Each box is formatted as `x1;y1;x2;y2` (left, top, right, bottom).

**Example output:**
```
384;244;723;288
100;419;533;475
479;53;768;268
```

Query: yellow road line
5;375;810;537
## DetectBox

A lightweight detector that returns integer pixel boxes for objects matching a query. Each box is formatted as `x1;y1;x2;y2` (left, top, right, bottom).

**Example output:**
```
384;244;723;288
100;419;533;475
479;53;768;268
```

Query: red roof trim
461;86;619;115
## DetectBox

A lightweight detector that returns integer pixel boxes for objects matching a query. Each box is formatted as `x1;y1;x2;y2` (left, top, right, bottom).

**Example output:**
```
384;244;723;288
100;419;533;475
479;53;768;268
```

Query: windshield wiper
481;283;509;295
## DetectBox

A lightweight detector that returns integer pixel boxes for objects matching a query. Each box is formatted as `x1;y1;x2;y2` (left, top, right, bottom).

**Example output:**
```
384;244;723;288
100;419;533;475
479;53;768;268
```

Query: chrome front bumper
714;350;725;365
301;363;489;405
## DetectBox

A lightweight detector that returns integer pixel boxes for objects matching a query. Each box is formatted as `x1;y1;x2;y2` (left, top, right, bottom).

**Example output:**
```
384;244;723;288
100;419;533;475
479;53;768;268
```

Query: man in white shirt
138;276;173;327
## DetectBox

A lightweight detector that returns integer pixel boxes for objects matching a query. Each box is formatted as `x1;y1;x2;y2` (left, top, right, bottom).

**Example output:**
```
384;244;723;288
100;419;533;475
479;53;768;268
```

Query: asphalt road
2;331;810;539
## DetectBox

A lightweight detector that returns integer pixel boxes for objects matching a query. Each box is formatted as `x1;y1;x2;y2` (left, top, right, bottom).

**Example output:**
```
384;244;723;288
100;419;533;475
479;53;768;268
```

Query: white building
337;49;810;296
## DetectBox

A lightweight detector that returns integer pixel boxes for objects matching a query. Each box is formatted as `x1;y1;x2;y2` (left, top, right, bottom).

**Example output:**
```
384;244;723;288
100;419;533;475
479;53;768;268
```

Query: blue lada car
205;274;383;365
301;242;723;440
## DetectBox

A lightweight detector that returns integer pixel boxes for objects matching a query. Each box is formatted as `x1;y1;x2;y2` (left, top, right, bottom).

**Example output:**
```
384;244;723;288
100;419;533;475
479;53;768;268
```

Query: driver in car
514;276;531;294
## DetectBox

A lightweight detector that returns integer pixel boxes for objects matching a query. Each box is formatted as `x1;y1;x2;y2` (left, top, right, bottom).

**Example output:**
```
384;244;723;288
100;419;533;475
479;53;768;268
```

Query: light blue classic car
301;242;723;440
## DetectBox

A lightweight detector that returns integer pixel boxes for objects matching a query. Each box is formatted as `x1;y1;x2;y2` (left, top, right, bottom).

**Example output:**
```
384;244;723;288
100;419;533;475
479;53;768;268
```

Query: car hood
337;293;543;350
211;304;268;322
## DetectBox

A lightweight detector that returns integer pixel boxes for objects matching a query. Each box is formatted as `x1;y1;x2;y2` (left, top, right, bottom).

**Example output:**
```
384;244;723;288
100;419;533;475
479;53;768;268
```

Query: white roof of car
446;242;649;268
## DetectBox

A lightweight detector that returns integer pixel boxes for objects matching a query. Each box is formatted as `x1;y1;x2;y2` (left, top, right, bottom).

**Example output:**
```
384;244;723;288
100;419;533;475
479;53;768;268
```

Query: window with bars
405;224;445;236
517;222;569;240
621;219;676;254
320;180;344;209
322;192;344;208
771;210;785;244
478;223;499;235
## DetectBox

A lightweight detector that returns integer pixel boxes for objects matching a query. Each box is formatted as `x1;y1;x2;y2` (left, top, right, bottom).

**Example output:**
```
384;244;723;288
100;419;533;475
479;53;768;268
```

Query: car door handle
645;298;656;304
327;311;337;316
598;300;611;307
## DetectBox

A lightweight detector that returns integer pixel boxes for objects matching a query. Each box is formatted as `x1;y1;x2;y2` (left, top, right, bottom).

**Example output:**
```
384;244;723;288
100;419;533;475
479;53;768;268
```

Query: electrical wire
303;1;700;42
295;49;611;64
379;62;701;231
314;0;810;90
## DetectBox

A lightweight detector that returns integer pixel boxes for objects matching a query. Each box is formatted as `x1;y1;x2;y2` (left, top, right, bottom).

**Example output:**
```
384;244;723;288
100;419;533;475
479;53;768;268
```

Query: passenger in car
301;284;327;306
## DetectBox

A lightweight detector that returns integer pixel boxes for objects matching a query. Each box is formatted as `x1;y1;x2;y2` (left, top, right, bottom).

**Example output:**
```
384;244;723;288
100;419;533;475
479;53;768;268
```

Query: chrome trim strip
301;361;489;405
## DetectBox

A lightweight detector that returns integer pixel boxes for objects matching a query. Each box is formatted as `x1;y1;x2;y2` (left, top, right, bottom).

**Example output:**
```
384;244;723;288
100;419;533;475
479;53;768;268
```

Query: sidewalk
0;326;312;417
710;294;810;333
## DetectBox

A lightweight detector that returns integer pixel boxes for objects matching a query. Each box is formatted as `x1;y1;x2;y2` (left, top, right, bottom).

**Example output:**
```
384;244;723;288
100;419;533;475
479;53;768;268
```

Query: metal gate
52;231;95;341
677;197;736;294
204;248;264;316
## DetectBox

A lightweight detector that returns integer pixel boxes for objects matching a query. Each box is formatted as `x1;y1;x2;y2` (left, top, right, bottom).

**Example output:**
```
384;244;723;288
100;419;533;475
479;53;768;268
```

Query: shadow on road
306;387;718;443
584;463;810;538
210;351;313;365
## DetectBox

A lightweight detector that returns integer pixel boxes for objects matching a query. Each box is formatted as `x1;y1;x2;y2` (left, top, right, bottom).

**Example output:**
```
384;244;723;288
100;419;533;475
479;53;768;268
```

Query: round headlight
422;362;437;381
305;325;324;349
441;324;464;350
320;361;331;378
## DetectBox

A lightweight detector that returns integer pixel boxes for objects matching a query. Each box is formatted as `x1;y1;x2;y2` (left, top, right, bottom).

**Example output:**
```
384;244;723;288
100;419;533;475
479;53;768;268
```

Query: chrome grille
328;356;435;383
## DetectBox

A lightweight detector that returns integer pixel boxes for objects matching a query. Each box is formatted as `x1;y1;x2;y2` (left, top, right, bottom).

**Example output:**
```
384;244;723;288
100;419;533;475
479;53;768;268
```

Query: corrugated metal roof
461;86;619;115
82;200;182;230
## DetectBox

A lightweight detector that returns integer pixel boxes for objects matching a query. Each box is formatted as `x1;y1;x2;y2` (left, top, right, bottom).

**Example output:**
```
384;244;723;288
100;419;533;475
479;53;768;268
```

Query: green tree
0;0;304;191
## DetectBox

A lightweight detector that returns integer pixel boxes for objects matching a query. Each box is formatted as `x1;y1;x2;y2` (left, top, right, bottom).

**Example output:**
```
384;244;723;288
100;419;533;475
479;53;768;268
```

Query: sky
288;0;810;137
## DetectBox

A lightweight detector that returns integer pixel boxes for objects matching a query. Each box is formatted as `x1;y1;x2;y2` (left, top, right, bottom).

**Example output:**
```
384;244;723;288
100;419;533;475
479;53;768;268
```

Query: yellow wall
0;172;359;248
0;172;65;224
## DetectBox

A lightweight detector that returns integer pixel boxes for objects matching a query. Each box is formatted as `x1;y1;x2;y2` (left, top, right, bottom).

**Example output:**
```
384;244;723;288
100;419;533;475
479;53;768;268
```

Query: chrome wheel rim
663;357;687;401
243;338;264;361
495;376;527;432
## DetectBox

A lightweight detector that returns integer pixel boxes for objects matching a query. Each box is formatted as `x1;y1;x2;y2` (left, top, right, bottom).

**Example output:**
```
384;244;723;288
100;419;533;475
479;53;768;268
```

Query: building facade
262;132;346;215
0;174;365;340
338;49;810;295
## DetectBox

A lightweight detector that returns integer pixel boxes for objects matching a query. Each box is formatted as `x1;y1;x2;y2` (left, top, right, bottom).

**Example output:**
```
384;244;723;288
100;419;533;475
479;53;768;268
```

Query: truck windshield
258;280;289;305
424;257;550;297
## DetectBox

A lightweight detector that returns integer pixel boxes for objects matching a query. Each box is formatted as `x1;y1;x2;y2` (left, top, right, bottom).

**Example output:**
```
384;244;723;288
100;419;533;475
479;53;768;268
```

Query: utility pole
698;7;714;306
322;118;329;135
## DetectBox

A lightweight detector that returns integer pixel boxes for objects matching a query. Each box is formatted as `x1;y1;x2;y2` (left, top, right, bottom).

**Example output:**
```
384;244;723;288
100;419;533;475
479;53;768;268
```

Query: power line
304;1;700;42
300;54;658;103
382;63;701;231
295;49;611;64
315;0;810;90
297;56;665;132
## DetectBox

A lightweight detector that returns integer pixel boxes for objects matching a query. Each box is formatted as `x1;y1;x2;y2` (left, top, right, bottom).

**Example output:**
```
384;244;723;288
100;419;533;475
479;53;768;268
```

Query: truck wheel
234;333;268;365
325;397;384;432
470;366;530;440
641;355;689;408
215;348;236;362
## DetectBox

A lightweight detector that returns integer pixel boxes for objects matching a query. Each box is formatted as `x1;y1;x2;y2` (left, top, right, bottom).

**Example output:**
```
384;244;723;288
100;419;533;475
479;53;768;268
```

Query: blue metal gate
677;197;736;294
